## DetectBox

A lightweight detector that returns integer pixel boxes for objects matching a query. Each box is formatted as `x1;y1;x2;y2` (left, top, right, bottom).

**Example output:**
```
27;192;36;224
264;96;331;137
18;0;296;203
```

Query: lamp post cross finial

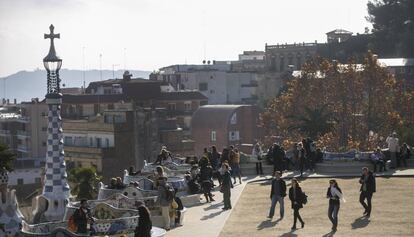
44;24;60;43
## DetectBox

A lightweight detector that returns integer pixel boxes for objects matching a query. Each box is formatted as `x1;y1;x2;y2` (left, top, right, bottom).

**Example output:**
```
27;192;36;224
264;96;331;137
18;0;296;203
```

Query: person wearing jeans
267;171;286;219
326;179;344;232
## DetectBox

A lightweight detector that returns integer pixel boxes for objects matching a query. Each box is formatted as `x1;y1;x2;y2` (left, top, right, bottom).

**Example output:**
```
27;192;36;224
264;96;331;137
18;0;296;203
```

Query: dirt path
219;177;414;237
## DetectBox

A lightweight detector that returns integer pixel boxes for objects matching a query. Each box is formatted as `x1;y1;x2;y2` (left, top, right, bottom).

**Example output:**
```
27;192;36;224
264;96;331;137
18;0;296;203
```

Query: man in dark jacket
272;144;285;172
73;199;92;234
268;171;287;219
359;167;376;217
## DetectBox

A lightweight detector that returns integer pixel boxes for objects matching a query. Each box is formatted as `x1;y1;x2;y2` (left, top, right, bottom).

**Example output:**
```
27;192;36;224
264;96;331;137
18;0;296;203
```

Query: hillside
0;69;151;102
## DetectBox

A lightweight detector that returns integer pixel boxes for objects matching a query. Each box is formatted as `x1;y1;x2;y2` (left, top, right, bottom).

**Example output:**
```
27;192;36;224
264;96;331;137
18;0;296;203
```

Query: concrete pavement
166;176;255;237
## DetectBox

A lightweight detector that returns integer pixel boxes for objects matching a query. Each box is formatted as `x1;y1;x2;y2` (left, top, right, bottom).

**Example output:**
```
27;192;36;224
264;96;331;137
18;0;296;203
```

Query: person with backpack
73;199;92;234
289;178;305;230
326;179;345;231
157;177;174;230
267;171;286;220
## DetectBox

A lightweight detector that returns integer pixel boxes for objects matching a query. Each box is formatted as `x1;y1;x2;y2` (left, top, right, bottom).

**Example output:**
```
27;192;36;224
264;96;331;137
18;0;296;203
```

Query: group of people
266;138;323;177
384;132;411;169
267;167;376;231
107;177;126;190
184;145;239;210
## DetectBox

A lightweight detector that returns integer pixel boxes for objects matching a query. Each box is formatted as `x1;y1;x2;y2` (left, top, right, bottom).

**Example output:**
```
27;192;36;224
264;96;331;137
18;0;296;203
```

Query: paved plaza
219;177;414;237
166;170;414;237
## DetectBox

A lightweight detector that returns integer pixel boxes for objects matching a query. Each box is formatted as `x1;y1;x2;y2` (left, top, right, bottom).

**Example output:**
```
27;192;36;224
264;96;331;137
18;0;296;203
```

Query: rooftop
326;29;353;35
378;58;414;67
159;91;208;101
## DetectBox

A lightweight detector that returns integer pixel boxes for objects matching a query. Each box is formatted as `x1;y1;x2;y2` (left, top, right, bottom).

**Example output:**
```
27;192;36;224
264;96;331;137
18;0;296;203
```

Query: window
90;137;93;147
211;131;216;142
229;131;240;141
199;82;208;91
17;179;24;185
64;137;73;146
230;113;237;124
105;138;110;147
168;103;176;111
42;141;46;147
184;102;191;111
35;177;41;184
96;138;102;148
200;100;208;106
107;104;114;110
41;127;47;132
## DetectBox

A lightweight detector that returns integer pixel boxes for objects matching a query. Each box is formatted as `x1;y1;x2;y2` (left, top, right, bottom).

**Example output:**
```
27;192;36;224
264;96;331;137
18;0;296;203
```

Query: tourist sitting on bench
115;177;126;189
108;178;117;189
128;166;141;176
370;148;386;172
185;174;200;194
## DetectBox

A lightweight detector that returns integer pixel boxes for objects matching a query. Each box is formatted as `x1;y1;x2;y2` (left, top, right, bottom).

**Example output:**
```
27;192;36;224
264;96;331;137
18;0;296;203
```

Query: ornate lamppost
41;24;70;221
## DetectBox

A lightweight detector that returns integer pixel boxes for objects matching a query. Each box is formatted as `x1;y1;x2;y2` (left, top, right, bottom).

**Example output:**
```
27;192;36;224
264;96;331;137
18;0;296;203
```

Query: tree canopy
0;143;16;172
67;167;102;200
367;0;414;57
261;52;414;151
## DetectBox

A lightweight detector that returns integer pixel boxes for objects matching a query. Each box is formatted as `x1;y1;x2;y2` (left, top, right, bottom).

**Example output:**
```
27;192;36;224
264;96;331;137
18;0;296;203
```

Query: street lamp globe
43;24;62;96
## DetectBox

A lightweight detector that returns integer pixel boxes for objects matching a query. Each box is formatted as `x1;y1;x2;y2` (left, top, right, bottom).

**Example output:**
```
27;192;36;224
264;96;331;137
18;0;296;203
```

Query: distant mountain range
0;69;151;102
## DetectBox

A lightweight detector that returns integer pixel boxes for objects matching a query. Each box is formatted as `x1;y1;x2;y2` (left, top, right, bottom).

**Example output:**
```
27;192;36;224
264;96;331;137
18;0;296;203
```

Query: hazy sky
0;0;370;77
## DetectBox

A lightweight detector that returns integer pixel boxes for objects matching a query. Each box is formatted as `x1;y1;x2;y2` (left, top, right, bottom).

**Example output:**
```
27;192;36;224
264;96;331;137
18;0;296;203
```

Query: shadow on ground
351;216;370;229
200;210;224;220
256;219;281;230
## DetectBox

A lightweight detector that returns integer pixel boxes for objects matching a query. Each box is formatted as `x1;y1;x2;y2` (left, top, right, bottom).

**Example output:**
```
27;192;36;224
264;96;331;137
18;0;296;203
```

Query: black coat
270;178;287;198
289;186;304;209
359;172;376;193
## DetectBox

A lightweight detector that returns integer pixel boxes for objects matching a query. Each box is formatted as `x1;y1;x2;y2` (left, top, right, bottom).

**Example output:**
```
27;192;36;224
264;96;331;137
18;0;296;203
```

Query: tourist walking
230;148;242;184
134;205;152;237
386;132;399;169
200;164;215;202
359;167;376;218
220;163;233;210
326;179;344;231
267;171;286;219
157;177;174;230
289;178;305;230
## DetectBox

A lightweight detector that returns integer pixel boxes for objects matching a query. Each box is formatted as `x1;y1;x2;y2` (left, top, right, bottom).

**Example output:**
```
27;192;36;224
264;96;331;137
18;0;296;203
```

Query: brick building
191;105;259;155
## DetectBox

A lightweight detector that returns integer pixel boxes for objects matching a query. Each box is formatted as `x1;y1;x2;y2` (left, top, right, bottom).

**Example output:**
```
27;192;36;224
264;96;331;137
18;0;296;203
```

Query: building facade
191;105;259;155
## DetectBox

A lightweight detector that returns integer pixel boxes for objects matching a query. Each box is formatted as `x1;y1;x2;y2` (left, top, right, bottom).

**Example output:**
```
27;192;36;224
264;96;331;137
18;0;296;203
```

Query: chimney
14;99;17;104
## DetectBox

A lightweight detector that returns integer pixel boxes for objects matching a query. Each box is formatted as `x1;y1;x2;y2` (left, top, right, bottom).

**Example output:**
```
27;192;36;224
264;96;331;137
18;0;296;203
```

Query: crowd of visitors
264;138;323;177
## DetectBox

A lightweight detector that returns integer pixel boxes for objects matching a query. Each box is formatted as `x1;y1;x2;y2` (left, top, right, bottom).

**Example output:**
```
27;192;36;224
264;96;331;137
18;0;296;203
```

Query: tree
261;52;414;151
67;167;102;200
0;143;16;172
367;0;414;57
288;105;336;140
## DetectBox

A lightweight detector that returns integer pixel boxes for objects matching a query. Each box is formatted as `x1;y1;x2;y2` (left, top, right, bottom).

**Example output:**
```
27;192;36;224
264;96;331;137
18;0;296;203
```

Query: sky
0;0;371;77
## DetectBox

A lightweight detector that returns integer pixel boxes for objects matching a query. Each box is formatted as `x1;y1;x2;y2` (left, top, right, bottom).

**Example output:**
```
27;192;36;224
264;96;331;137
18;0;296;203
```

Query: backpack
301;192;308;205
165;184;175;202
67;214;77;232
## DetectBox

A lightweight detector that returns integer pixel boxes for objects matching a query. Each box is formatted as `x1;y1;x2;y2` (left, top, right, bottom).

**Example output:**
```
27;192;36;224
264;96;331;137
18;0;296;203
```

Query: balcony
0;130;11;136
17;144;31;153
17;130;31;139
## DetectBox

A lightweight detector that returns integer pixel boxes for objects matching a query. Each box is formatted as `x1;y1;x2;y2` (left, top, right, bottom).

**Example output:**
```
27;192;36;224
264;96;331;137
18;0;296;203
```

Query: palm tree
68;167;102;200
0;143;16;172
288;105;336;139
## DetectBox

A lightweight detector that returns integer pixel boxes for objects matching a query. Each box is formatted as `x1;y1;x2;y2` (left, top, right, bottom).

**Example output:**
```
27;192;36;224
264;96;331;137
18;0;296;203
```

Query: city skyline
0;0;369;77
